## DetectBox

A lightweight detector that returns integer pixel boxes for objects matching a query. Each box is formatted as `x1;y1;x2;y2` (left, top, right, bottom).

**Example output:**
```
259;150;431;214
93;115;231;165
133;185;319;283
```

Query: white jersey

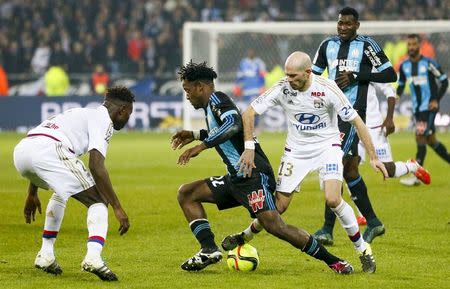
251;75;358;157
366;82;396;128
27;106;113;157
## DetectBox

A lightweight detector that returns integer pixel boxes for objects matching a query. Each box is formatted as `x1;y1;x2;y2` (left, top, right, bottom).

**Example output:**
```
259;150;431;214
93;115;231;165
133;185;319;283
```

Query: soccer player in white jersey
359;82;430;181
13;86;134;281
222;51;388;273
344;82;429;225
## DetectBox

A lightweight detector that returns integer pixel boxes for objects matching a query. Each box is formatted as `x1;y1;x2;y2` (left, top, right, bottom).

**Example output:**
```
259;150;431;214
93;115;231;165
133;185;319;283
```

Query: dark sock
431;142;450;163
190;219;216;249
416;144;427;166
347;175;381;227
323;204;336;233
302;235;339;265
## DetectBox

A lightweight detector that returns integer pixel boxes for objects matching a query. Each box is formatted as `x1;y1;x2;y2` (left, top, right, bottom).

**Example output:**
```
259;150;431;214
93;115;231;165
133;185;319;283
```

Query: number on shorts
210;176;225;187
278;161;293;177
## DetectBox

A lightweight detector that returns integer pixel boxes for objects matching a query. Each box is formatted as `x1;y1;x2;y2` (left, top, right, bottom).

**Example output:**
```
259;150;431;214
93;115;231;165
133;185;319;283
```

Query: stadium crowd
0;0;448;95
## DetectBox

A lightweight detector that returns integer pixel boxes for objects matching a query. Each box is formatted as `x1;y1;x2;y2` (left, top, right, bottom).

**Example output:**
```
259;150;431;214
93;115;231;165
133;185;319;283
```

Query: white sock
86;203;108;261
331;199;366;253
394;161;412;177
40;194;66;257
405;160;418;173
243;219;263;241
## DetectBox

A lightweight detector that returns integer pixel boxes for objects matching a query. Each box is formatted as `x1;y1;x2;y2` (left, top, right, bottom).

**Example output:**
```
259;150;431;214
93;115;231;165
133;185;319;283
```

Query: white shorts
276;145;344;193
358;126;393;163
13;136;95;201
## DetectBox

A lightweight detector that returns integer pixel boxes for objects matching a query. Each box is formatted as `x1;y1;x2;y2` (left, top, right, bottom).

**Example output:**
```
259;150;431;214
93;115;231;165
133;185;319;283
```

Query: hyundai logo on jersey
295;113;321;124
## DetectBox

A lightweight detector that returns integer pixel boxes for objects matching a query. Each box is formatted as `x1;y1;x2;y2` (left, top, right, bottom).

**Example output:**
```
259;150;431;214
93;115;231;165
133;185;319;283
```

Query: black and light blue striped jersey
312;35;392;118
200;91;272;178
398;56;448;113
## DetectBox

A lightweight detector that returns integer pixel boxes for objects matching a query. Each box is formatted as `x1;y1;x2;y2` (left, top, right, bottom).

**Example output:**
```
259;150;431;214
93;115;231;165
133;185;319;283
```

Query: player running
311;6;397;244
397;34;449;186
172;60;354;274
13;86;133;281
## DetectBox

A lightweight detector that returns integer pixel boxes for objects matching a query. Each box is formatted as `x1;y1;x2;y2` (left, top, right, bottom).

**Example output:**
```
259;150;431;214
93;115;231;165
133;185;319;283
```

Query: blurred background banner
1;95;449;132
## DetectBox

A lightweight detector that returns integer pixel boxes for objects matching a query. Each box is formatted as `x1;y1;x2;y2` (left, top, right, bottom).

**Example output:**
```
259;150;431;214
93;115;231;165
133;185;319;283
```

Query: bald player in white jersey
222;51;388;273
13;86;134;281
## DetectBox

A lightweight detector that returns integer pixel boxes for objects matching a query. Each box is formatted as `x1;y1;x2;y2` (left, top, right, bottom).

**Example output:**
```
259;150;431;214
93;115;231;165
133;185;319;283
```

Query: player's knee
177;184;188;204
325;195;341;208
276;202;288;215
259;214;285;238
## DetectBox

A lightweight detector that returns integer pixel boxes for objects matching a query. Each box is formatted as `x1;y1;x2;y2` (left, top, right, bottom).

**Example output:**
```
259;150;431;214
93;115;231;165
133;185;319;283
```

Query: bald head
285;51;312;72
284;51;313;91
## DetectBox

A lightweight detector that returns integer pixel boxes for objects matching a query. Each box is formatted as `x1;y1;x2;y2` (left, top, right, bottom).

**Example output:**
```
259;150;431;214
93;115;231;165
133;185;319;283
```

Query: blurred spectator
31;41;51;75
4;41;23;74
68;41;87;73
127;30;145;74
144;37;157;74
91;64;110;95
50;42;68;67
44;65;70;96
0;65;9;96
105;44;120;76
234;48;266;103
201;0;223;22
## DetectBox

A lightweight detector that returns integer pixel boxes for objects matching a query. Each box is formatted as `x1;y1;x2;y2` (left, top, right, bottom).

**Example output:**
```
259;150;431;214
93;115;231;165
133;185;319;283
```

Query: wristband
244;140;255;150
192;130;200;140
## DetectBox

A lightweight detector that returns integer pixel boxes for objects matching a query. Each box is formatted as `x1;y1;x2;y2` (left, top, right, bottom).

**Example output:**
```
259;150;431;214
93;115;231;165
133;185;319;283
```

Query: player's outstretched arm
89;149;129;235
351;115;388;178
23;182;41;224
239;106;257;177
171;130;195;150
177;142;207;165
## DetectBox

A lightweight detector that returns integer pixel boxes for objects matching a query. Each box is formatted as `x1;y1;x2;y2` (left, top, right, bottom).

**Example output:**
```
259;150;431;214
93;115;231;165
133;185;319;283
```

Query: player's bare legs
324;179;375;273
256;210;353;274
35;192;66;275
177;180;222;271
221;191;294;248
74;186;118;281
343;156;384;244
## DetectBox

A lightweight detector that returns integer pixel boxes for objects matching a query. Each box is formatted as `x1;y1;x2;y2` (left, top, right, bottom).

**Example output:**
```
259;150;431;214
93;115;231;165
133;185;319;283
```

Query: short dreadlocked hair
178;60;217;83
339;7;359;21
105;86;135;103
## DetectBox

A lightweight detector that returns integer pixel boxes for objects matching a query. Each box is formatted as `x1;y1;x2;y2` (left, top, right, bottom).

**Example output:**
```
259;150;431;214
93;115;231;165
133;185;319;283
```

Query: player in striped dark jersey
311;7;397;244
397;34;449;186
172;60;354;274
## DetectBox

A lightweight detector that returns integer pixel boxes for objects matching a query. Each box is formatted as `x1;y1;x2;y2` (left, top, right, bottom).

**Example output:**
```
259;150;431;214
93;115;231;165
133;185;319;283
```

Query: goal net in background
183;21;450;130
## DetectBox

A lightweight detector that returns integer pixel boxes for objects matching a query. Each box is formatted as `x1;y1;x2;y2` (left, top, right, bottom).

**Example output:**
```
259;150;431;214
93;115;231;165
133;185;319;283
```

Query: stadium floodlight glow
183;20;450;129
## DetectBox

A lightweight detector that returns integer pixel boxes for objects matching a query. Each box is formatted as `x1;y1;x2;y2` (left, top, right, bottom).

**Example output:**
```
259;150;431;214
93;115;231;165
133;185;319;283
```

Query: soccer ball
226;244;259;271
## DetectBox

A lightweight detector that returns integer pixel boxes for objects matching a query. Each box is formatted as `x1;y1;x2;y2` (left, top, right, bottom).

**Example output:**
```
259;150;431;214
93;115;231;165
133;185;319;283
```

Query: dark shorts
205;172;277;218
414;111;436;136
338;119;359;157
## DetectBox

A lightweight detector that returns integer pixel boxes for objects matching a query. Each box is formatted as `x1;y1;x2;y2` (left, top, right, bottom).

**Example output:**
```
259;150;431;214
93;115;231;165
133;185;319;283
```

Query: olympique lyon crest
314;99;324;108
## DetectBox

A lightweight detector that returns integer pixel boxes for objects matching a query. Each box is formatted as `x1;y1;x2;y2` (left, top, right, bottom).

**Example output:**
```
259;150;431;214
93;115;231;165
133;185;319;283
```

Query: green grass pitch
0;131;449;289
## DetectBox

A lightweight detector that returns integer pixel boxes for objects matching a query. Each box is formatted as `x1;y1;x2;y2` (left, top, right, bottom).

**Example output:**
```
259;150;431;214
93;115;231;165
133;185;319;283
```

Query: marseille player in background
172;60;354;274
13;86;133;281
311;6;397;244
397;34;450;186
